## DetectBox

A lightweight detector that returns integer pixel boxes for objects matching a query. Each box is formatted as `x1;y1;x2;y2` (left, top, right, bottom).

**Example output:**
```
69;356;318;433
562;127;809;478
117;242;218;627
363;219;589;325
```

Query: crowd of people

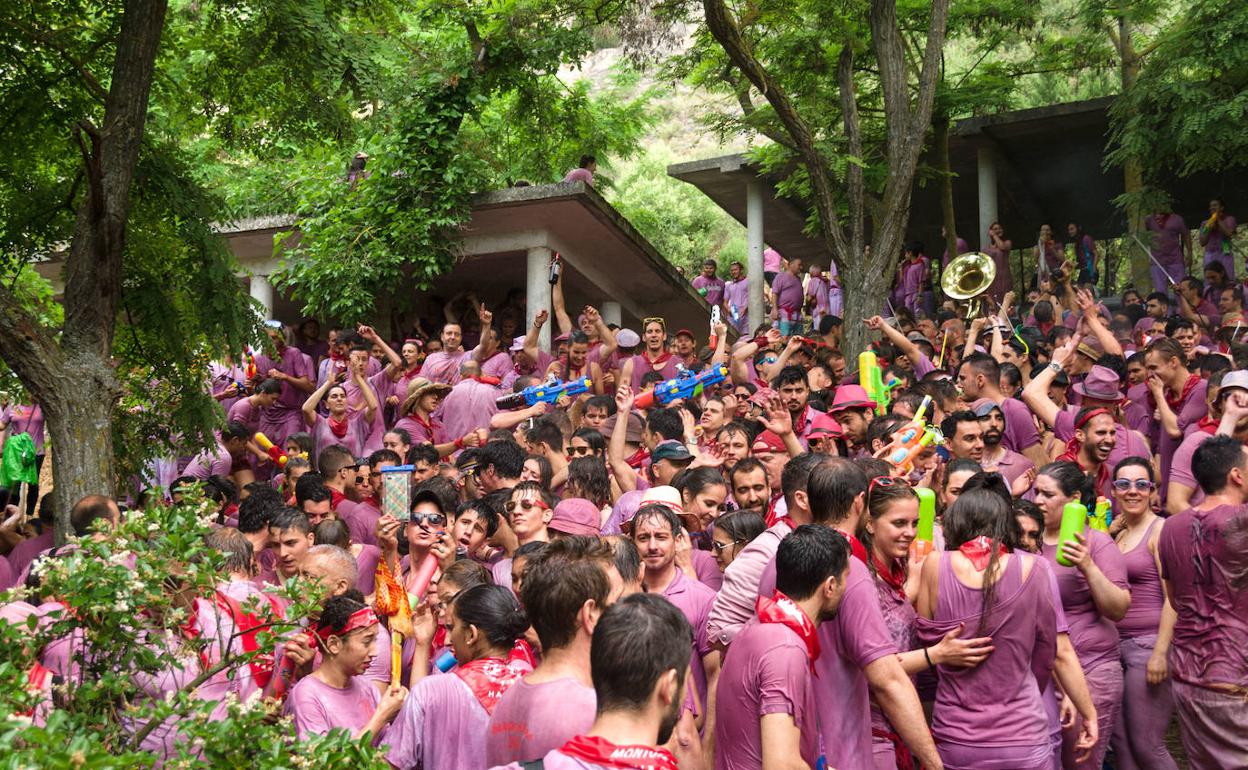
2;218;1247;770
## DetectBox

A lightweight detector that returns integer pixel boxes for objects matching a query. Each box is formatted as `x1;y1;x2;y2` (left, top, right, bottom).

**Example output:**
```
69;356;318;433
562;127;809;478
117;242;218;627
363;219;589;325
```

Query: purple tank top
915;553;1056;750
1040;528;1128;670
1117;518;1165;638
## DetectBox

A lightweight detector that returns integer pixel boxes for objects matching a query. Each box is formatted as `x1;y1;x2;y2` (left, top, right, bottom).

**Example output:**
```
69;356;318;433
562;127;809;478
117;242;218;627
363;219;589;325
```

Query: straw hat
400;377;452;416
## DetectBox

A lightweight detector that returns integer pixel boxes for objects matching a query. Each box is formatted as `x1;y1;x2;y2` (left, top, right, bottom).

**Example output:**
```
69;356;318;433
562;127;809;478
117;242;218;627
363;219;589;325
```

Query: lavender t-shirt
1167;429;1211;507
771;272;804;314
723;279;751;331
485;677;596;766
1040;528;1128;671
284;674;381;739
999;397;1041;454
713;617;820;770
1158;504;1248;688
692;275;726;306
387;670;493;770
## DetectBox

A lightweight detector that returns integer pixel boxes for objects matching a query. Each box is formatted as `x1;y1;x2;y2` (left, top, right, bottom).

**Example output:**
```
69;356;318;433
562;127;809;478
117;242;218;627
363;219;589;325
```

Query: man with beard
728;458;773;512
714;525;850;770
772;366;821;445
970;400;1035;495
489;593;691;770
955;353;1049;470
1166;370;1248;512
1059;407;1119;498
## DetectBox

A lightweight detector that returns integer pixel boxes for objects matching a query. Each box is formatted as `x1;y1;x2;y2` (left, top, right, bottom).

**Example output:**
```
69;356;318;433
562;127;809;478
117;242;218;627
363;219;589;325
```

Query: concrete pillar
746;178;765;331
526;246;552;352
977;147;998;250
602;301;622;328
250;274;274;319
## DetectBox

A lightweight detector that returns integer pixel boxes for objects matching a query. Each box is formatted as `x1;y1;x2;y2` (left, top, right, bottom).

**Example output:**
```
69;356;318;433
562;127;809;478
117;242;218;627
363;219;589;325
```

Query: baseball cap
675;329;695;340
651;440;694;463
751;431;786;454
509;336;526;353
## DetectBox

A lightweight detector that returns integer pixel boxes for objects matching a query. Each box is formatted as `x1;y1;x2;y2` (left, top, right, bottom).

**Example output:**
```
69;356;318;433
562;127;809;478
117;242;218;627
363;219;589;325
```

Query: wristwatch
1048;361;1063;374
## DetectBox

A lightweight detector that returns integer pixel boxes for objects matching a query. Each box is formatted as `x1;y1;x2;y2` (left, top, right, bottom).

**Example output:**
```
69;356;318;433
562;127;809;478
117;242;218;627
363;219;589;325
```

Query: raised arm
472;305;497;363
551;262;574;335
1021;335;1078;429
1075;289;1123;357
962;317;986;359
523;309;547;364
302;375;338;427
866;315;922;365
358;325;403;380
710;321;730;367
353;364;380;425
608;384;638;494
584;305;616;361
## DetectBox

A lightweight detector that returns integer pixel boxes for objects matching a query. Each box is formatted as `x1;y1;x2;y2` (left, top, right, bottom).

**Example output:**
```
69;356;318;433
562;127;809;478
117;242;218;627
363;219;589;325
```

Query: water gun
709;306;721;351
859;351;889;414
244;347;257;382
1089;496;1111;533
1055;501;1088;567
889;396;931;448
375;557;414;683
885;428;937;476
254;432;288;467
496;375;592;410
909;487;938;560
633;364;729;409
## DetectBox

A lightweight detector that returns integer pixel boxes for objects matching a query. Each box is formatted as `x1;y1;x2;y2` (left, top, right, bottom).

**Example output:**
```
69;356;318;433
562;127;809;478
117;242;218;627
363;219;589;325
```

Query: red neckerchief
763;493;785;527
1166;373;1202;413
756;591;820;669
642;349;673;369
19;662;54;717
958;535;1007;571
624;447;649;470
408;410;438;440
1196;415;1219;435
509;638;537;670
468;375;501;386
327;415;350;438
835;528;870;564
329;350;344;362
871;728;915;770
559;735;680;770
329;487;345;511
215;590;285;688
431;624;447;651
454;657;524;715
871;553;907;599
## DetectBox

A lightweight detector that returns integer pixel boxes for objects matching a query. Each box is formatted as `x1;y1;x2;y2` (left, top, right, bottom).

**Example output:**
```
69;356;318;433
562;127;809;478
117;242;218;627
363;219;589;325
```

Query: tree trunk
43;369;119;542
840;258;893;360
934;112;958;271
1116;15;1150;290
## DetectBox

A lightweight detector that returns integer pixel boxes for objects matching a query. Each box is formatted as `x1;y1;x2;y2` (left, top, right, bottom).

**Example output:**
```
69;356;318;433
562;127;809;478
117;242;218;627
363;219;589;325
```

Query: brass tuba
941;251;996;318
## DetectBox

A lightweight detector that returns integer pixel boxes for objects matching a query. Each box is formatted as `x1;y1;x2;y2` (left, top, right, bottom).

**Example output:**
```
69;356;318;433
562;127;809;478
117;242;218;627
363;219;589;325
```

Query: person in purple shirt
628;319;680;391
714;525;850;770
1143;337;1207;499
182;421;251;481
1067;222;1100;285
301;362;379;459
763;246;783;285
1034;462;1132;770
283;593;406;741
983;221;1013;304
1157;434;1248;769
485;536;623;767
1145;206;1192;291
691;259;726;307
387;584;531;770
1198;197;1236;277
722;261;751;333
957;353;1049;471
893;243;927;315
916;488;1059;770
804;264;831;329
489;593;691;770
1107;457;1180;770
769;257;805;336
0;401;44;516
562;154;596;186
253;324;316;449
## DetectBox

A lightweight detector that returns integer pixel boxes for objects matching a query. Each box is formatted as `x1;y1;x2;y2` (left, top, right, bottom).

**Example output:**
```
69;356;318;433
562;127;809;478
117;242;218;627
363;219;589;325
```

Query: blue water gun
495;375;592;410
634;364;728;408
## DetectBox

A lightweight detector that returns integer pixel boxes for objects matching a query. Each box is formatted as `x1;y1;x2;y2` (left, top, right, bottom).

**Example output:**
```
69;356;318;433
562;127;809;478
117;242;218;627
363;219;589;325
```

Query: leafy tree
0;495;387;767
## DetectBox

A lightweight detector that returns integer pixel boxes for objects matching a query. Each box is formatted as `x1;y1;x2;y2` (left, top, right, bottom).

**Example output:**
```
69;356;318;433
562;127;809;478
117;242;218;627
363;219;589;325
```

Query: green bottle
1055;502;1088;567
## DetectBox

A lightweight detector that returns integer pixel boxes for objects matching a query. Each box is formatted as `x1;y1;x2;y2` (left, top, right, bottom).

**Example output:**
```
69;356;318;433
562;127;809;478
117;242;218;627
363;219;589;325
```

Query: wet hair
524;454;554;489
455;499;500;538
590;594;691;714
859;481;918;580
604;535;642;585
440;559;491;593
631;503;681;538
513;540;549;561
583;395;617;419
1193;435;1247;495
385;427;413;448
316;591;369;642
644;408;684;442
268;507;312;535
526;418;565;454
771;365;809;390
717;420;759;446
408;443;440;468
1038;461;1096;508
571;428;607;455
510;479;555;511
566;456;611;509
807;458;869;526
672;466;728;502
414;475;459;514
478;439;527;480
295;474;332;508
714;509;766;545
781;452;831;510
255;378;282;396
865;415;907;452
520;536;613;651
1012;499;1044;547
452;584;530;650
237;486;283;534
313;519;352;548
960;471;1013;505
943;488;1022;634
776;524;850;601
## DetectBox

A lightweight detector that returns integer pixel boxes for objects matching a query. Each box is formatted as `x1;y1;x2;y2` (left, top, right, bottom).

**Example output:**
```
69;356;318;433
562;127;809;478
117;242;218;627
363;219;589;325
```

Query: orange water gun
254;432;288;467
375;558;414;683
245;347;257;382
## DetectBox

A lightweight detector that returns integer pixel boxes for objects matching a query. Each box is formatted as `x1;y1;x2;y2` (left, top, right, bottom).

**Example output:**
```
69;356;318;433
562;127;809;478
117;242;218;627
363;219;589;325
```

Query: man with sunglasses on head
630;317;681;391
1166;370;1248;512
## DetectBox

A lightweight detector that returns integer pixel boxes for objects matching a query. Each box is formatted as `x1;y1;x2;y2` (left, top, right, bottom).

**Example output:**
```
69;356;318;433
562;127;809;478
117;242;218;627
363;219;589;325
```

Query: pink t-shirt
485;677;596;766
440;379;500;444
388;664;518;770
183;438;233;480
284;673;382;739
713;617;820;770
770;271;804;314
692;275;726;306
706;520;793;647
226;397;262;433
763;248;783;273
420;350;469;385
1;404;44;454
1167;428;1211;507
563;168;594;185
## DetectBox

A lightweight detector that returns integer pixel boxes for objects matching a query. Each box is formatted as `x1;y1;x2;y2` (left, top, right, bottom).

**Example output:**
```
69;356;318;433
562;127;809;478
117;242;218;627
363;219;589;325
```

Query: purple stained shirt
1;403;44;454
194;579;281;719
1000;397;1041;454
563;167;594;185
120;630;202;758
942;238;970;267
763;248;783;273
1117;517;1166;639
256;346;315;411
658;569;715;712
713;617;820;770
628;354;680;391
485;677;597;766
387;666;506;770
6;530;53;584
1123;382;1154;437
226;397;262;433
340;500;382;547
311;410;374;458
420;350;470;385
1157;504;1248;688
706;520;793;647
1167;429;1210;507
394;414;445;448
1154;379;1207;496
896;258;926;301
981;446;1034;490
1040;528;1129;671
1202;213;1237;260
284;673;382;740
1052;413;1152;499
692;275;727;306
805;275;831;315
770;271;804;314
1146;213;1189;268
440;379;500;445
869;573;917;741
723;278;751;331
691;548;723;591
183;438;233;480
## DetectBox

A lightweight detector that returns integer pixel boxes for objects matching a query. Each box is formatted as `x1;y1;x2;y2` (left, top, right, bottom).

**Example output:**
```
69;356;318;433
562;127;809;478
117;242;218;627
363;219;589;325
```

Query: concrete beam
976;147;998;252
250;274;274;319
526;247;552;352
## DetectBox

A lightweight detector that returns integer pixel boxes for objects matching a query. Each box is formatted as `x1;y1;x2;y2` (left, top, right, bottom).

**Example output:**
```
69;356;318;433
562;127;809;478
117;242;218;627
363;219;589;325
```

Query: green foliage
0;494;387;768
609;148;746;276
1107;0;1248;192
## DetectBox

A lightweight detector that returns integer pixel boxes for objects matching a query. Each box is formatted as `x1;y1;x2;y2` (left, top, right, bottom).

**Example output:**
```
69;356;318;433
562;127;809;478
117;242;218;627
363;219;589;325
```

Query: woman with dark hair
386;584;531;770
564;456;612;515
1109;457;1179;770
915;488;1057;769
521;454;553;489
708;509;766;572
566;427;606;459
862;478;994;768
672;466;728;536
1034;461;1131;770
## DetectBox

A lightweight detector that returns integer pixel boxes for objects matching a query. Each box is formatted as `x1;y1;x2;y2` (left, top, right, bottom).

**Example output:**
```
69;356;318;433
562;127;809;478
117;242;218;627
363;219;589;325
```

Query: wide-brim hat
400;377;452;416
1071;365;1124;403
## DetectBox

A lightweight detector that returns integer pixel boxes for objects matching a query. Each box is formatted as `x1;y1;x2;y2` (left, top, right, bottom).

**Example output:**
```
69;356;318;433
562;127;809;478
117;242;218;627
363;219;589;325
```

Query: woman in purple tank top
1108;457;1179;770
1034;462;1132;770
915;488;1057;770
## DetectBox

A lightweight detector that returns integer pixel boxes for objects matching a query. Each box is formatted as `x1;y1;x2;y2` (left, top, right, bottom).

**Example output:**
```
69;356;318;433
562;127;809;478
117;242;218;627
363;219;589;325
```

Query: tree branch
719;69;798;151
838;47;865;260
0;18;110;103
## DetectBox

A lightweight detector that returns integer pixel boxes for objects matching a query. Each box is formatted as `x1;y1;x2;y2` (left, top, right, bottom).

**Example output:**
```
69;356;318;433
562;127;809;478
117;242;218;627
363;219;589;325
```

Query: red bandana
624;447;650;470
1166;373;1202;414
958;535;1007;571
454;657;524;715
871;553;907;600
835;528;870;564
469;375;501;386
756;591;820;668
1057;440;1109;496
559;735;680;770
316;607;378;640
1197;415;1219;435
508;638;537;670
327;416;350;439
642;350;673;369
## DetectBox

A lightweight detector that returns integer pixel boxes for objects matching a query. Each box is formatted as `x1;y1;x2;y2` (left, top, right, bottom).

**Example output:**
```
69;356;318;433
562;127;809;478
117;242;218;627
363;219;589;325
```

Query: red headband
1075;407;1113;430
316;607;378;641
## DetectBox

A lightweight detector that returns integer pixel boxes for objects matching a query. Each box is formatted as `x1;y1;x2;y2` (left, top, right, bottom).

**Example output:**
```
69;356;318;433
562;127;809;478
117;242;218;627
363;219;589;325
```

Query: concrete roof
669;97;1248;259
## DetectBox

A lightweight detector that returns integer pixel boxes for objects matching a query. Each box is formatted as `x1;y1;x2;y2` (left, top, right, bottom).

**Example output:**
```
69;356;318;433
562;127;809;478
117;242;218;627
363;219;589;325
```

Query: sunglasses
567;445;594;457
505;498;549;514
711;538;743;553
1112;479;1155;492
410;512;447;527
643;317;666;329
867;475;899;506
